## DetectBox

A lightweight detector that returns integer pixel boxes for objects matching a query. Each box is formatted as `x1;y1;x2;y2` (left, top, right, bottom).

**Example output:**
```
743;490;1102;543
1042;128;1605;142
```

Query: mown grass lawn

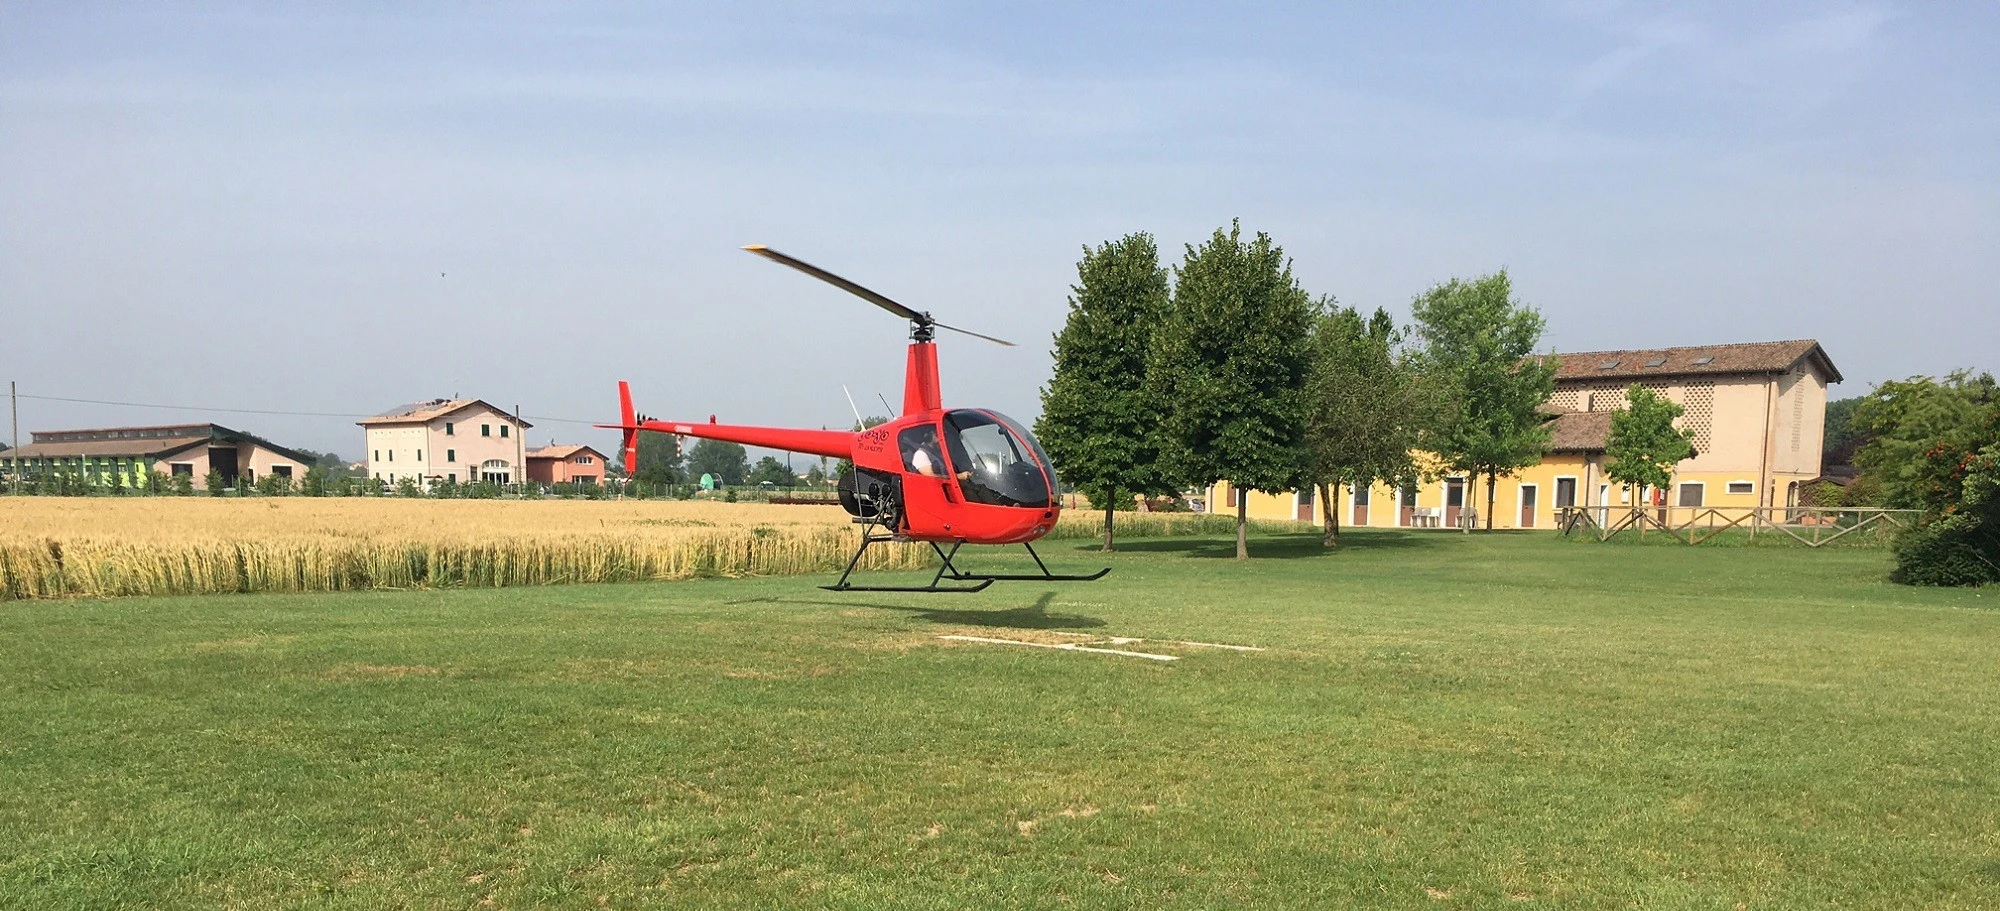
2;529;1996;909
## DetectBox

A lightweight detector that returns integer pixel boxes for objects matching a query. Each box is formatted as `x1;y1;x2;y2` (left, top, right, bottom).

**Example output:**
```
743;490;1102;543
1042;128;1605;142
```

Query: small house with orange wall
526;444;608;484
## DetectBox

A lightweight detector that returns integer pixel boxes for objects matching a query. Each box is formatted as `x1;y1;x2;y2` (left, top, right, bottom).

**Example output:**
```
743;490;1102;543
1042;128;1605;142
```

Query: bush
1891;516;1999;586
171;474;194;496
1892;405;1999;586
205;469;227;497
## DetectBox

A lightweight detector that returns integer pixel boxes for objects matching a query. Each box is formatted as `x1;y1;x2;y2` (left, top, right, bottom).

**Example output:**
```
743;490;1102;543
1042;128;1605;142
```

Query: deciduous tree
747;456;797;487
1303;305;1446;546
1037;233;1172;551
1411;271;1556;530
1147;221;1314;559
1603;384;1697;531
1851;370;1999;507
687;439;749;487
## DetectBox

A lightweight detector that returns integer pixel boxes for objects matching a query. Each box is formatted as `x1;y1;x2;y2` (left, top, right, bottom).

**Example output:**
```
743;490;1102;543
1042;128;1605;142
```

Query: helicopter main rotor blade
935;322;1015;347
742;245;923;322
742;244;1014;347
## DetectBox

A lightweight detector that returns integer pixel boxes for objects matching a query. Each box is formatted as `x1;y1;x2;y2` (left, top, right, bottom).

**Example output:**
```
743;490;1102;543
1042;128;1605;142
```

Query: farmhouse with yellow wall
1204;339;1841;530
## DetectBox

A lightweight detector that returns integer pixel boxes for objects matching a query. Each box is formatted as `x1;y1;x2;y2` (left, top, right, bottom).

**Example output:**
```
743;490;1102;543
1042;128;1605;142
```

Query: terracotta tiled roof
1545;410;1612;453
527;444;603;461
357;399;531;428
1540;339;1841;384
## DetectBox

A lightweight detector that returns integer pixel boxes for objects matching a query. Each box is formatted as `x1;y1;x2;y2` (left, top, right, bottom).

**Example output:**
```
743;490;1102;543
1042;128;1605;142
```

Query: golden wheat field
0;498;919;600
0;497;1257;600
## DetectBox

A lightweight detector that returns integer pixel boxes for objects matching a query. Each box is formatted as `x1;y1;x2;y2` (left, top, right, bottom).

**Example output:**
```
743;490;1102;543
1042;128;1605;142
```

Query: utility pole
514;404;525;498
9;381;18;495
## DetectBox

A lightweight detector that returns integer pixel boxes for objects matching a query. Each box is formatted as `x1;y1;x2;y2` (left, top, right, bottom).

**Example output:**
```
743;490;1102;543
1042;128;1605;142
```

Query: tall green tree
1303;305;1446;547
1603;384;1698;529
686;439;749;487
1147;221;1315;559
747;456;798;487
634;432;682;485
1036;232;1173;551
1850;370;1999;507
1411;271;1556;530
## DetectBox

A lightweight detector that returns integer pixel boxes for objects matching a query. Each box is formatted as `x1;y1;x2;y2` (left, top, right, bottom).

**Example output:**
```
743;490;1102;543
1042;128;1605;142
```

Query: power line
14;392;611;427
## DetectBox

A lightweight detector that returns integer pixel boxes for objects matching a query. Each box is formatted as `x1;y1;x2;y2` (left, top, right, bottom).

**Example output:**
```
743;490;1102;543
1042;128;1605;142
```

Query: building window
447;449;456;463
578;455;592;465
388;450;394;462
373;450;379;462
445;423;454;436
500;425;510;439
417;450;423;461
482;425;491;437
171;463;193;477
273;465;293;479
1677;482;1704;508
1727;481;1754;495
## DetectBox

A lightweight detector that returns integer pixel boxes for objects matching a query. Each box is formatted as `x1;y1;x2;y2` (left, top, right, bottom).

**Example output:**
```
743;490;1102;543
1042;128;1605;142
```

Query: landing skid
822;530;1110;593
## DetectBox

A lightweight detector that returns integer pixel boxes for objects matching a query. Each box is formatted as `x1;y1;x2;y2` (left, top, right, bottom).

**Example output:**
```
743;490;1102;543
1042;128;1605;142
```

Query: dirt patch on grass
192;634;300;651
321;663;445;680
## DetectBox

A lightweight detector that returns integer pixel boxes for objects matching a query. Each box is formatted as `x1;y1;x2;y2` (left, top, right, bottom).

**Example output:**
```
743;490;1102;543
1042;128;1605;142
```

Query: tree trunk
1102;502;1116;552
1463;471;1475;534
1236;491;1249;560
1321;481;1339;547
1485;472;1497;531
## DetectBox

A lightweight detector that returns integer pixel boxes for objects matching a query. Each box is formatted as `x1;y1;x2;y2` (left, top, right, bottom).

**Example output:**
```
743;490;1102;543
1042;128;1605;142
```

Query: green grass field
2;529;1996;909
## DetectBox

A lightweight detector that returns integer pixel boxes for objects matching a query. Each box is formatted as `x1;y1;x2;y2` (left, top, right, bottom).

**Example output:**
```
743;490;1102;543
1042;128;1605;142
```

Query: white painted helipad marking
1172;640;1264;652
938;635;1179;661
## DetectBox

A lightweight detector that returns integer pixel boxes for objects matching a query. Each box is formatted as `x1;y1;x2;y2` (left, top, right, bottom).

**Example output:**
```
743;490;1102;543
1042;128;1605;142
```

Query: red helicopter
601;245;1109;593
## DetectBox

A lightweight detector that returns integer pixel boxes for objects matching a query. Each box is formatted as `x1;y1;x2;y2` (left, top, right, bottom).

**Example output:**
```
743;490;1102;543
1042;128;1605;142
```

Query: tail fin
618;381;639;475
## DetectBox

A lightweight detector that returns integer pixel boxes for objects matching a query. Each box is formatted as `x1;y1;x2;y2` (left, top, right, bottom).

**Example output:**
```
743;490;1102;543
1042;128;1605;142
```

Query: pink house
526;444;608;484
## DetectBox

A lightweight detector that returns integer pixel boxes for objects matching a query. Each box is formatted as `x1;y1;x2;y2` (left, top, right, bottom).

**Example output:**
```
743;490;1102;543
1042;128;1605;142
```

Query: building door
1353;484;1370;527
207;447;239;485
1399;487;1417;526
1555;477;1576;509
1296;487;1314;523
1444;478;1466;527
480;459;511;484
1519;484;1538;528
1598;483;1610;525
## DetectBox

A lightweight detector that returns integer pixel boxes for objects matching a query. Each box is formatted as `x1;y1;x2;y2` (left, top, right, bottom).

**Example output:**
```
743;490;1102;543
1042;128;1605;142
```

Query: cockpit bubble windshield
942;410;1053;508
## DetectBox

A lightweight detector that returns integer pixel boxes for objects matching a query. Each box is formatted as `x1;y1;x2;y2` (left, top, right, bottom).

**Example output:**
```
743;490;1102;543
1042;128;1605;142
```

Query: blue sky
2;2;1995;459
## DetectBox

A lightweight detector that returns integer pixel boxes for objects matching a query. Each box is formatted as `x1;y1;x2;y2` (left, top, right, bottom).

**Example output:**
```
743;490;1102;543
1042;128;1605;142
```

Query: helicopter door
941;410;1054;509
896;421;956;536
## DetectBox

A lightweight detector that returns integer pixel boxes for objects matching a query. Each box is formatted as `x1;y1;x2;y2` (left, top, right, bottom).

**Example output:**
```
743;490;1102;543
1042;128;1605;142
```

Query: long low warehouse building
1;423;315;490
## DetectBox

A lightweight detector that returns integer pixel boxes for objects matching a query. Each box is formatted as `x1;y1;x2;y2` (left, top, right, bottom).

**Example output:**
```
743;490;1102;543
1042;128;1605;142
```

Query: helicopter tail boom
596;382;857;467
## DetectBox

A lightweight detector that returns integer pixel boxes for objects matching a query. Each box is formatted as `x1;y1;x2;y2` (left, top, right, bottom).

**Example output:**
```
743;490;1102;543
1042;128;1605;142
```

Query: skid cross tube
821;522;991;593
822;526;1109;593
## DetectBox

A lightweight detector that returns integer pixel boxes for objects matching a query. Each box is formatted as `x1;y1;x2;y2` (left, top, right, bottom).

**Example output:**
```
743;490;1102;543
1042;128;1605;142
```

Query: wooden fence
1555;505;1922;547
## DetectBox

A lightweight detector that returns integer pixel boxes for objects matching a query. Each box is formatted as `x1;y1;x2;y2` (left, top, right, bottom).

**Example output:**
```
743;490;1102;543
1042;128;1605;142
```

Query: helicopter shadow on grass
732;592;1106;631
1068;529;1446;560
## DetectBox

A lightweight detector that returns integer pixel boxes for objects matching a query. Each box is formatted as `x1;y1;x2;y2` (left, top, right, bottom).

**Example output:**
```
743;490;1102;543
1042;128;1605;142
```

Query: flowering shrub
1892;404;2000;586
